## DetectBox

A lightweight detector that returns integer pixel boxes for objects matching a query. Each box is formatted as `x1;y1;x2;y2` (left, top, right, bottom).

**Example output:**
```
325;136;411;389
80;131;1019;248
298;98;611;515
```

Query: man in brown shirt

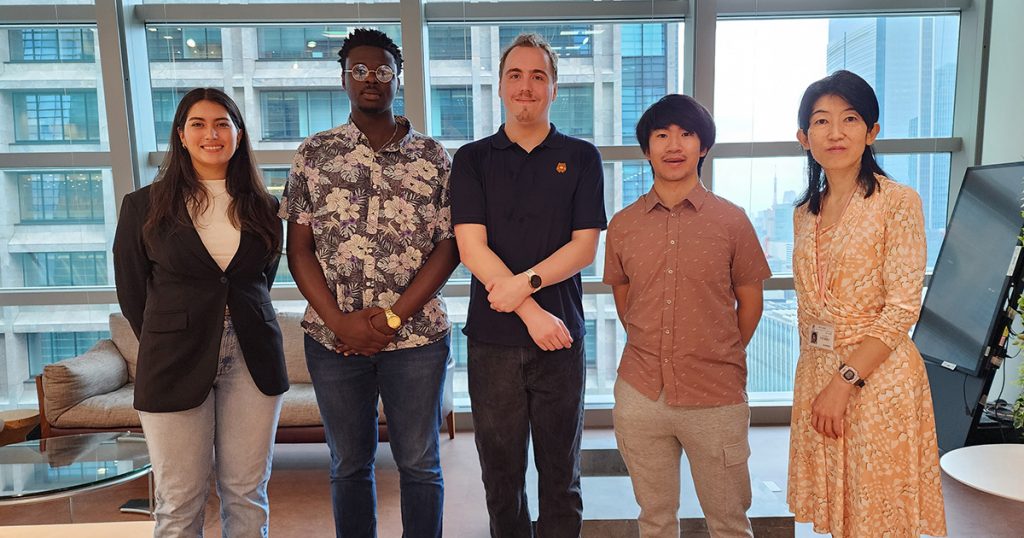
604;94;771;538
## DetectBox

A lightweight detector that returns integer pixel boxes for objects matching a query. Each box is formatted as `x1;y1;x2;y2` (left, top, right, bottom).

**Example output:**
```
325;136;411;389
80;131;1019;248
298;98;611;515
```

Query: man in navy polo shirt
451;33;607;537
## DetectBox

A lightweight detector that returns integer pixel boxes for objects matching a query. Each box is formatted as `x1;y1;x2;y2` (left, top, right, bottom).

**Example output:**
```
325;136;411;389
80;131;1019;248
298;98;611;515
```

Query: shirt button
670;240;676;245
664;329;670;334
665;299;672;305
219;277;228;284
670;213;677;218
667;269;674;274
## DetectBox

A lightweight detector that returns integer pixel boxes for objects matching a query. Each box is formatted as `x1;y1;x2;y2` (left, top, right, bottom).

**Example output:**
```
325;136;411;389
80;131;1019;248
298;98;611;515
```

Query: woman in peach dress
786;70;947;538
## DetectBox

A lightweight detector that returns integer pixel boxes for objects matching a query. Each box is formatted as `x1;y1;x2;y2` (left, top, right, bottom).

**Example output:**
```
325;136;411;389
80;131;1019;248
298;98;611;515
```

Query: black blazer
112;185;288;413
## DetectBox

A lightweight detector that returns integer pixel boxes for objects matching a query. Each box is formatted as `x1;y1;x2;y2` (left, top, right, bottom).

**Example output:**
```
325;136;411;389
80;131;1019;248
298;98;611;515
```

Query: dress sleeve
865;186;927;350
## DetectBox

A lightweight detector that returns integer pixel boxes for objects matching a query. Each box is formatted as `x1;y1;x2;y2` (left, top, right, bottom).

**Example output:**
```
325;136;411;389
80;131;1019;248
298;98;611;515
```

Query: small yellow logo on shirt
556;162;567;174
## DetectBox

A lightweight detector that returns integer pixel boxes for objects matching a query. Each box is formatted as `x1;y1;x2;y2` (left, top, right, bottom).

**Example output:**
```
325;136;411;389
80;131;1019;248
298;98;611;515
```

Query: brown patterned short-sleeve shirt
604;185;772;406
280;116;453;351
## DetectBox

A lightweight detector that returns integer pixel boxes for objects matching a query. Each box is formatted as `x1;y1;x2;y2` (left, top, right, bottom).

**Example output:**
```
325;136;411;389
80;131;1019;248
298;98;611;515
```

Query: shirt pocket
679;227;732;284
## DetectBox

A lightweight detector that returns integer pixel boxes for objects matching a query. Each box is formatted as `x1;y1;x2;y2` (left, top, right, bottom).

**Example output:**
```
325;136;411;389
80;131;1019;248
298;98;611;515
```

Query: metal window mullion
716;0;970;17
424;0;690;23
95;0;140;211
135;3;401;24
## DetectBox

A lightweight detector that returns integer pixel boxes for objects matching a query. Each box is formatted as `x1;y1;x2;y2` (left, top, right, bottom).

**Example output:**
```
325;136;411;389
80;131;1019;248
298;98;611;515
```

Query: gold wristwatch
384;307;402;330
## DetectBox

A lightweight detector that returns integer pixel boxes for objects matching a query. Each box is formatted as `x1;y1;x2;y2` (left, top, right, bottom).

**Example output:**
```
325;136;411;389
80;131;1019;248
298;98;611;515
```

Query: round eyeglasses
344;64;396;83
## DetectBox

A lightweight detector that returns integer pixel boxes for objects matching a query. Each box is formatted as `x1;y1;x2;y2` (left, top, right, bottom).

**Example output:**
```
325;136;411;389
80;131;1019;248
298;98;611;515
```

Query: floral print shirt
280;116;453;351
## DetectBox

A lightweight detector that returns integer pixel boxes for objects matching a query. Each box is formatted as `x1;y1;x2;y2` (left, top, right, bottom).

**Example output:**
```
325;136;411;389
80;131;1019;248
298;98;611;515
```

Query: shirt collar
641;182;710;213
343;115;415;155
491;123;566;150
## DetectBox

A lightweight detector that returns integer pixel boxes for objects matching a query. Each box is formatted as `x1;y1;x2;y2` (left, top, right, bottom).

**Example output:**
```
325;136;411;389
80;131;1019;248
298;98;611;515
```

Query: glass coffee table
0;432;152;516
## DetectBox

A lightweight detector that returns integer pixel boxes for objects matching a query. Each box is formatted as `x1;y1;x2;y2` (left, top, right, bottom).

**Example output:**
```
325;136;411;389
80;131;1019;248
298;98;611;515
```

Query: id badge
809;323;835;351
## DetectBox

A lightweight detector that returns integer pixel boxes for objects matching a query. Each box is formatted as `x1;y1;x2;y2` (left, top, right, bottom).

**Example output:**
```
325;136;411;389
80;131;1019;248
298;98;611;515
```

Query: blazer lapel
180;216;223;273
225;231;257;274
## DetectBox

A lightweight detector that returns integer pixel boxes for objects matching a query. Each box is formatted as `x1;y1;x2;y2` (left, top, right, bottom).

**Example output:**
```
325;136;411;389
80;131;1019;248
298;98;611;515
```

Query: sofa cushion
42;340;129;425
50;384;140;429
277;384;322;427
109;313;140;382
279;311;312;384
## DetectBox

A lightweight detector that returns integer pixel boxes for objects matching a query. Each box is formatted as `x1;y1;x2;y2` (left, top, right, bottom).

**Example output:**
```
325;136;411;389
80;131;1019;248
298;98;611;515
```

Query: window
146;27;222;61
622;23;668;139
622;163;653;206
715;15;959;142
27;331;109;378
499;24;595;58
261;90;350;140
430;86;473;141
550;85;594;139
18;171;104;223
22;252;108;287
258;26;348;60
9;28;95;62
151;88;194;144
12;90;100;143
428;26;471;60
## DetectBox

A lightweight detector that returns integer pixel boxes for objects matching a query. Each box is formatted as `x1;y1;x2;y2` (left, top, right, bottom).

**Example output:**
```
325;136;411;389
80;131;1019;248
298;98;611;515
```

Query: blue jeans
468;338;586;538
139;318;283;538
305;334;449;538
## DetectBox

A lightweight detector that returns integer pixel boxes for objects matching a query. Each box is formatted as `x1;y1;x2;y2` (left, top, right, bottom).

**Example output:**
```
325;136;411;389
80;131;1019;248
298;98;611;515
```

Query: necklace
373;122;400;153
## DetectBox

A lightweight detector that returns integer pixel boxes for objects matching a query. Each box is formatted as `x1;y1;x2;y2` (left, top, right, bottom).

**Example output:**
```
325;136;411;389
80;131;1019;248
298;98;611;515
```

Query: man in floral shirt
280;29;458;537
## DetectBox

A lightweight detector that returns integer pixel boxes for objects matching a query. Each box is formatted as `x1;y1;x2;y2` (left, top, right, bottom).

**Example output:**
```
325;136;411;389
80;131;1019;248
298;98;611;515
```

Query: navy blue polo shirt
451;124;607;347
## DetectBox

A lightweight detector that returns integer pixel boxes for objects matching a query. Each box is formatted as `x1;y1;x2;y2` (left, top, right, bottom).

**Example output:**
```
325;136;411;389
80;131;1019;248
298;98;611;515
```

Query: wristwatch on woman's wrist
838;363;866;387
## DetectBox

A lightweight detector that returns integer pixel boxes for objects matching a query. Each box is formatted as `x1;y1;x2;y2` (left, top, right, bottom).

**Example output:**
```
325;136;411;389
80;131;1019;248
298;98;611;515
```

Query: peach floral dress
787;176;947;538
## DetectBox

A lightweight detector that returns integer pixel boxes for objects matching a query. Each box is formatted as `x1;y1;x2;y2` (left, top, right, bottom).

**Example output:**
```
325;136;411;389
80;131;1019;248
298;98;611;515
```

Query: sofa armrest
41;340;129;426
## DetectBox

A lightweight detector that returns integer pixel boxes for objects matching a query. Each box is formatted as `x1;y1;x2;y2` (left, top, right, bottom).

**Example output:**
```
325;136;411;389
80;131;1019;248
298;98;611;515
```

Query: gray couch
36;311;455;443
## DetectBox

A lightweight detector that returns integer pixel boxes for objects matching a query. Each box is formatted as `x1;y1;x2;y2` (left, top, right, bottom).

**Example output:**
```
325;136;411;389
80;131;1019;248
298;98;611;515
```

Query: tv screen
913;162;1024;377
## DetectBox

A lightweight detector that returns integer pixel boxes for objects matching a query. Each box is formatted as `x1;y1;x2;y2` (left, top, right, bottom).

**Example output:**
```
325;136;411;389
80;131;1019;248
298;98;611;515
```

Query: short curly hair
337;28;403;75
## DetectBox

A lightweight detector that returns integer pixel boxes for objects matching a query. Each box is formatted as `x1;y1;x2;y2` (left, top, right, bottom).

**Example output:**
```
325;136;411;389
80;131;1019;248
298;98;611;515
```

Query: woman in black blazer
113;88;286;537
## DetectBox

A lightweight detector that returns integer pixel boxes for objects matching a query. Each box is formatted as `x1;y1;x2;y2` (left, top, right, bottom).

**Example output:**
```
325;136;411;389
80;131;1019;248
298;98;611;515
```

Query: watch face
842;369;856;381
529;274;542;288
387;317;401;329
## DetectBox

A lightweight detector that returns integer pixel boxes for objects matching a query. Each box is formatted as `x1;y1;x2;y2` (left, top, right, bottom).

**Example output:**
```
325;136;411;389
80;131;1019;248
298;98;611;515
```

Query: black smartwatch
524;269;542;290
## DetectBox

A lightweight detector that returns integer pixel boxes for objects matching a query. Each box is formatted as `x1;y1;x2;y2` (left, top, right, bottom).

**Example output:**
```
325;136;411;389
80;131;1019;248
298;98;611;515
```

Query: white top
189;180;240;271
939;443;1024;502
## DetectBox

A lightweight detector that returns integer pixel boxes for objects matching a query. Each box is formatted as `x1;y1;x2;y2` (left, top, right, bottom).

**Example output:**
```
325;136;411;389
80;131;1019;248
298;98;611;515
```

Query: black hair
635;94;716;176
337;28;403;75
795;70;889;214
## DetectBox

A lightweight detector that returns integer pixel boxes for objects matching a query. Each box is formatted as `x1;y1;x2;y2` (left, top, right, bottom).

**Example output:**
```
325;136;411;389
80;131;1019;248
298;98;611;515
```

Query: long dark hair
795;70;889;214
144;88;281;258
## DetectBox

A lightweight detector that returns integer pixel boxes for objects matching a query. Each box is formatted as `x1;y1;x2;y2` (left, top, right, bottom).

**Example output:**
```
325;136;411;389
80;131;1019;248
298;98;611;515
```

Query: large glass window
430;86;473;141
712;154;950;274
12;90;100;143
146;26;222;62
27;331;110;378
21;251;108;287
18;170;104;223
715;15;959;142
261;90;350;141
428;26;470;60
258;26;347;60
151;88;194;144
550;85;594;139
9;27;96;62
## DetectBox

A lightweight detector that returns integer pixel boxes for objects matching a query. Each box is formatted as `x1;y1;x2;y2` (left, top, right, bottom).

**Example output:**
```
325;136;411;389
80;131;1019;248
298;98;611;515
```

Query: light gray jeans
613;378;754;538
139;318;283;538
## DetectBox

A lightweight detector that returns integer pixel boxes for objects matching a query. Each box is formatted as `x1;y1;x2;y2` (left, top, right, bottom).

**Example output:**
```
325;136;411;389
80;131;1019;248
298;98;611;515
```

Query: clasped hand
486;273;532;313
328;307;396;356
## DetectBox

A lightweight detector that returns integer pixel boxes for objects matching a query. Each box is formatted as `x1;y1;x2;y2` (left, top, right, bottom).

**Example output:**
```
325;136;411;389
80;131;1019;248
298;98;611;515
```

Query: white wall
982;0;1024;405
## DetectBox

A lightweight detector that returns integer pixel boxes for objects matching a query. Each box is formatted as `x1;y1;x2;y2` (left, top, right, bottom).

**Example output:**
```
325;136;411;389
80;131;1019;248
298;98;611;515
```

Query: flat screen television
913;161;1024;377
